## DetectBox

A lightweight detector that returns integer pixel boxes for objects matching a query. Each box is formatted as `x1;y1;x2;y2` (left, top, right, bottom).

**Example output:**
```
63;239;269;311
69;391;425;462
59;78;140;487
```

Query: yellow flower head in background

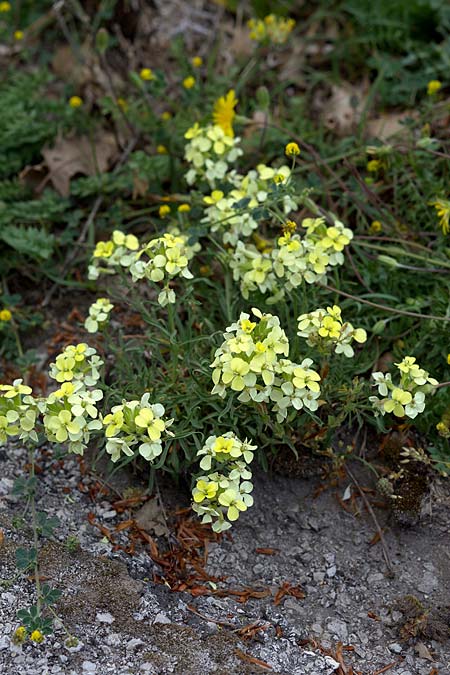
156;144;168;154
69;95;83;108
12;626;27;645
159;205;171;217
192;56;203;68
369;220;382;234
30;629;44;644
430;198;450;235
0;309;12;322
177;203;191;213
427;80;442;96
285;142;300;157
367;159;382;172
14;30;24;40
116;97;128;111
161;111;172;120
140;68;155;81
183;76;196;90
248;14;295;45
0;2;11;12
213;90;238;137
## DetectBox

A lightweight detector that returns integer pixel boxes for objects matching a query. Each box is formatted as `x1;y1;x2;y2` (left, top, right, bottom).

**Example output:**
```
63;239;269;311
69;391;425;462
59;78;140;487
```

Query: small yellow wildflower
285;142;300;157
116;97;128;111
430;198;450;235
0;309;12;322
273;173;285;184
447;354;450;365
241;319;256;333
156;144;168;154
0;2;11;12
93;241;114;259
177;203;190;213
12;626;27;645
159;205;171;217
14;30;24;40
213;90;238;137
427;80;442;96
192;56;203;67
140;68;155;81
161;111;172;121
367;159;382;172
183;76;196;90
369;220;382;233
69;95;83;109
30;629;44;644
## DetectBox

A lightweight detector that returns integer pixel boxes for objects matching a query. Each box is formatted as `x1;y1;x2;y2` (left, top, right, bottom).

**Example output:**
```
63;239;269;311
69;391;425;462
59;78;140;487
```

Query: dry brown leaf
319;82;368;136
41;133;118;196
134;497;169;537
366;112;417;141
415;642;434;661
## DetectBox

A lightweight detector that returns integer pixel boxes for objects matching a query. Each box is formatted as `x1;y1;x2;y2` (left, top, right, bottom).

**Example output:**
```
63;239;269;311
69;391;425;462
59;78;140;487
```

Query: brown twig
345;466;394;577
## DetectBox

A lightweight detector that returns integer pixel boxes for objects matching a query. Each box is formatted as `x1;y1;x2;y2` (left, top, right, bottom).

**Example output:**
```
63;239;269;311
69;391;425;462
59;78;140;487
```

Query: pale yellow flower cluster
192;432;256;532
370;356;438;419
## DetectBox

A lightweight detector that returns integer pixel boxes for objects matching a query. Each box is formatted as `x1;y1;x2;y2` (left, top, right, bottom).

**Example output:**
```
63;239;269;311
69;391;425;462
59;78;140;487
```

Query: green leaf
0;225;55;260
41;584;62;606
36;512;59;538
15;547;37;570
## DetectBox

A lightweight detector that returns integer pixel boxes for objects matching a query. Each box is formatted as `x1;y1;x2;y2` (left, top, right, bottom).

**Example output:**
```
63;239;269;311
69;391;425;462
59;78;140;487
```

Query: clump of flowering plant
48;343;103;387
88;229;139;280
370;356;438;419
84;298;114;333
229;217;354;301
297;305;367;357
130;232;196;306
211;308;322;422
247;14;295;45
192;432;256;532
102;393;174;463
184;123;243;187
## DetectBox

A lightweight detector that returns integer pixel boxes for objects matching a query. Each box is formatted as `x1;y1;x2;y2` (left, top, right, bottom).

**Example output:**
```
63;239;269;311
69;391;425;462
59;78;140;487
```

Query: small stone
327;619;348;641
367;572;384;584
326;566;337;578
313;572;325;583
1;592;15;604
153;611;171;624
126;638;144;651
389;643;403;654
96;612;115;624
82;661;97;673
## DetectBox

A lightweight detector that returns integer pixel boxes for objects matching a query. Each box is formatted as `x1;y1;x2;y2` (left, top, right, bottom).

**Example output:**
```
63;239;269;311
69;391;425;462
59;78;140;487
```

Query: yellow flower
447;354;450;365
159;205;171;217
192;56;203;67
369;220;382;233
140;68;155;81
367;159;382;172
93;241;114;259
213;436;234;454
193;479;218;503
183;76;196;90
430;198;450;235
427;80;442;96
177;203;190;213
30;629;44;644
14;30;24;40
0;2;11;11
285;142;300;157
241;319;256;333
157;144;168;154
161;111;172;120
12;626;27;644
0;309;12;322
213;90;238;137
116;97;128;111
69;95;83;108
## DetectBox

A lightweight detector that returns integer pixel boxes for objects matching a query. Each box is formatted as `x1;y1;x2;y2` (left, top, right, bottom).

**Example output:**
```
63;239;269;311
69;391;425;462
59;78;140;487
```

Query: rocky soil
0;441;449;675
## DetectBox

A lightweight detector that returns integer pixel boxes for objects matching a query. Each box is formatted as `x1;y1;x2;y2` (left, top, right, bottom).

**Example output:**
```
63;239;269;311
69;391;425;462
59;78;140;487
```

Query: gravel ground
0;441;449;675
